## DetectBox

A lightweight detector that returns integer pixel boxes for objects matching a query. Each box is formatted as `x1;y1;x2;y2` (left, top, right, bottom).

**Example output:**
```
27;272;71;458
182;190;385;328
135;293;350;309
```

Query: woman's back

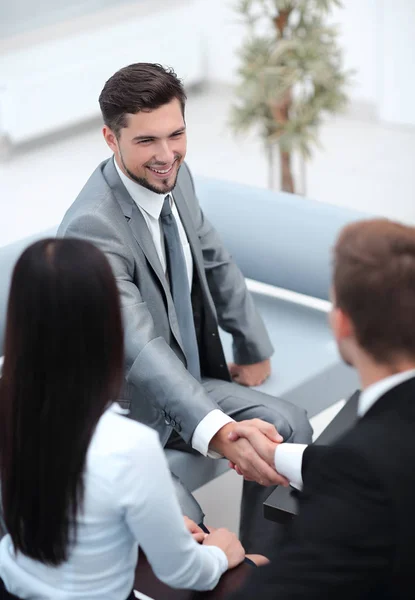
1;405;143;599
0;405;228;600
0;239;241;599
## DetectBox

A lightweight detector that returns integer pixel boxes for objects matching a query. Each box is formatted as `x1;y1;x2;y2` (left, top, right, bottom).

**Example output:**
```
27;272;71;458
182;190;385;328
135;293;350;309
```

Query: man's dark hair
98;62;187;136
0;238;124;565
334;219;415;363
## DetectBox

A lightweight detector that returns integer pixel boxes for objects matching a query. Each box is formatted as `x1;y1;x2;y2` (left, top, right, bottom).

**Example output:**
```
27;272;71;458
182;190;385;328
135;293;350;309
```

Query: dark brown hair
334;219;415;363
98;62;187;136
0;238;124;565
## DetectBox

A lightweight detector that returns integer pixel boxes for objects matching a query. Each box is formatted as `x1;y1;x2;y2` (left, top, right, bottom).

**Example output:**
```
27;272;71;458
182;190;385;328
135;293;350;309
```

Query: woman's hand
183;516;207;544
203;528;245;569
245;553;270;566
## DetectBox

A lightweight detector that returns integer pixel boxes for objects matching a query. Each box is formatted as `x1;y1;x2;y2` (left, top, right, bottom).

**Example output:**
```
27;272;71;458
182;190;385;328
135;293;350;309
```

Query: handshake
211;419;290;488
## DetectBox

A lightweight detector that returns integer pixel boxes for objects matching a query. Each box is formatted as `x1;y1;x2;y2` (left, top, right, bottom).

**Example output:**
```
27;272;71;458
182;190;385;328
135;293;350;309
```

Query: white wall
0;0;205;144
201;0;378;103
2;0;415;140
0;0;136;39
201;0;244;85
201;0;415;126
330;0;378;107
377;0;415;126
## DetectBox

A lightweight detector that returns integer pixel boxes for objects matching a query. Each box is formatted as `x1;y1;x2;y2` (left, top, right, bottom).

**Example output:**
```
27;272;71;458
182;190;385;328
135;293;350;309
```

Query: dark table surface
264;390;360;524
134;552;252;599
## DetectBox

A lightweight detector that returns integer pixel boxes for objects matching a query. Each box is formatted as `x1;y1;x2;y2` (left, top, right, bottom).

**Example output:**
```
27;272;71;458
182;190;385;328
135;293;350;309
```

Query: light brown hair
334;218;415;363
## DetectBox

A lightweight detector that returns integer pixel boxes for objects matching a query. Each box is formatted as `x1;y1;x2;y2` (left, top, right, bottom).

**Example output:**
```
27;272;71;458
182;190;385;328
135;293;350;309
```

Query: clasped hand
228;359;271;387
211;419;289;487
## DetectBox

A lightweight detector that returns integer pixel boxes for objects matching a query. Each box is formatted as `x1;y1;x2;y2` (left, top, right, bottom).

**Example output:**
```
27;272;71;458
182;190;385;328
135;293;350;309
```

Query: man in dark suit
228;219;415;598
58;63;312;555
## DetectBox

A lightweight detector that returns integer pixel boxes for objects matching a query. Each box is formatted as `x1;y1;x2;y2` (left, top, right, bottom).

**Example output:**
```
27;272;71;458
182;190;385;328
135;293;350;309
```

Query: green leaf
229;0;352;187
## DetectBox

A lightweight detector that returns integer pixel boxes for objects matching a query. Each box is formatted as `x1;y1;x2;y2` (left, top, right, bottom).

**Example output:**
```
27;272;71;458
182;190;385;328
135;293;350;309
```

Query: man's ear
333;307;353;341
102;126;118;153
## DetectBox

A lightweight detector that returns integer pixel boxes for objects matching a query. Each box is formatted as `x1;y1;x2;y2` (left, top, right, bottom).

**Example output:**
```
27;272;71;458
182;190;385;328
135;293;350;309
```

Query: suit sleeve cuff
192;410;235;458
274;443;308;490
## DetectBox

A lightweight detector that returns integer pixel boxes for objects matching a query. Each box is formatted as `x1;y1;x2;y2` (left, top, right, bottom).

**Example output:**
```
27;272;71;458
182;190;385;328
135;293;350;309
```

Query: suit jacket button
211;332;216;337
171;419;177;428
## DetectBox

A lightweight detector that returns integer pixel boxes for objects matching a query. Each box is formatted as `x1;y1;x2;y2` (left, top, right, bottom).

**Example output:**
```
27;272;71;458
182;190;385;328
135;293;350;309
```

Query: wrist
210;422;235;455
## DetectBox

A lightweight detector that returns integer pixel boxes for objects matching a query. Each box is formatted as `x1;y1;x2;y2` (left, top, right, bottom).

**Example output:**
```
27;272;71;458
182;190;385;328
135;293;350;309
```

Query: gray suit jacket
58;158;273;445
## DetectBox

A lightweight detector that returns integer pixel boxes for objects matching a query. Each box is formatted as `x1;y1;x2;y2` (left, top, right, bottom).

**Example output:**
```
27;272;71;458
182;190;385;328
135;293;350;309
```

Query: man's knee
170;472;205;524
254;402;313;445
284;404;313;444
250;404;293;443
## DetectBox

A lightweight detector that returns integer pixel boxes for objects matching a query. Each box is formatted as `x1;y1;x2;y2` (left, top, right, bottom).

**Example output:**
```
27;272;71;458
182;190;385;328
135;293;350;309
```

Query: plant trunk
299;152;307;196
271;8;296;194
267;144;276;189
270;88;295;192
279;149;295;193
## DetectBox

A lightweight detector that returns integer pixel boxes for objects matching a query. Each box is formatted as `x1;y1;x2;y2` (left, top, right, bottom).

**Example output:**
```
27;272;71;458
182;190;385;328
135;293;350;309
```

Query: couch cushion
196;176;371;301
221;292;334;396
220;291;359;419
0;227;57;354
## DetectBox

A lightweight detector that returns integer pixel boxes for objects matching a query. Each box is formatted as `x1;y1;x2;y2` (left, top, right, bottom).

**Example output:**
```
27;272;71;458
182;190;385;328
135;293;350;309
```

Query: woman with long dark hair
0;239;244;600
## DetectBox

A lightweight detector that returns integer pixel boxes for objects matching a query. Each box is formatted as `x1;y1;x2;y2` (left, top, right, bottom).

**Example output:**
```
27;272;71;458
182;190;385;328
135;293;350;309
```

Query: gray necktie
160;196;201;380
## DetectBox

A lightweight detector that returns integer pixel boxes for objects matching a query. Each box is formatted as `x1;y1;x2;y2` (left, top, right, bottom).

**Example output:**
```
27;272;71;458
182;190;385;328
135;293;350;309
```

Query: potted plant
230;0;352;193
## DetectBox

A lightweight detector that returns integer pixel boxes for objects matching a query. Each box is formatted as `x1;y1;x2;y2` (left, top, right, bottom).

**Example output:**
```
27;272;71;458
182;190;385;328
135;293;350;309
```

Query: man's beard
120;152;181;194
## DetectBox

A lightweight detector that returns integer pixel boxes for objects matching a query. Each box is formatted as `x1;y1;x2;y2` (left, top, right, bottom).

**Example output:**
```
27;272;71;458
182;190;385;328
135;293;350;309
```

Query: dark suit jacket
231;377;415;600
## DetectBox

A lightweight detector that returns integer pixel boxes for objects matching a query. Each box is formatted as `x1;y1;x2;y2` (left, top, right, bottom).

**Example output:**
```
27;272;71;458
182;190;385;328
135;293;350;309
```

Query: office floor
1;84;415;248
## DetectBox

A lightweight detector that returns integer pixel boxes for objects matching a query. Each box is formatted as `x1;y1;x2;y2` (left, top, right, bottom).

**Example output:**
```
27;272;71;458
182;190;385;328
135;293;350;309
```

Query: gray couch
0;177;363;492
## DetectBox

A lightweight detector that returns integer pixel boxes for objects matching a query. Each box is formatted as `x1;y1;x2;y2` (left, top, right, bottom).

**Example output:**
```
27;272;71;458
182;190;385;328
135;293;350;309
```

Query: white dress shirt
114;160;233;457
274;369;415;488
0;404;228;599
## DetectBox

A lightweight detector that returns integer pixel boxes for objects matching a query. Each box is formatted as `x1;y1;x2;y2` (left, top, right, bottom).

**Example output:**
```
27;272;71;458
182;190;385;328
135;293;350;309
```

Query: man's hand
228;419;283;467
228;358;271;387
183;516;207;544
210;421;289;487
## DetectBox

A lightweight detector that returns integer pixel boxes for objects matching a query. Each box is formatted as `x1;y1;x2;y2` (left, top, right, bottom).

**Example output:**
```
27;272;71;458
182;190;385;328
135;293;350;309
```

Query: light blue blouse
0;404;227;599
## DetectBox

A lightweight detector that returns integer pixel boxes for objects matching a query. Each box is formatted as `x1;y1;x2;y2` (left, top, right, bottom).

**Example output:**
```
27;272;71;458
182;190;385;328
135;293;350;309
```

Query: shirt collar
358;368;415;417
114;157;170;220
108;402;130;416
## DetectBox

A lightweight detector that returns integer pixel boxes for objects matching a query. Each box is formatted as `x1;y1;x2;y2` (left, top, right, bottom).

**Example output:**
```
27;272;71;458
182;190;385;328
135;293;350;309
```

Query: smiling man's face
103;98;187;194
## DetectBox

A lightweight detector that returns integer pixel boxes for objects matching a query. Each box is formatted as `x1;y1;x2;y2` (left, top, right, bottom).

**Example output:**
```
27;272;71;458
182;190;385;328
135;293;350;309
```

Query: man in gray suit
58;63;312;554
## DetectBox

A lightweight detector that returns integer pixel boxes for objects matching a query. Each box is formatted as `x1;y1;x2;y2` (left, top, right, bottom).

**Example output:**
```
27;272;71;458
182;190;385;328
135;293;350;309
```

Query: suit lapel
103;158;168;292
102;159;185;351
128;203;168;287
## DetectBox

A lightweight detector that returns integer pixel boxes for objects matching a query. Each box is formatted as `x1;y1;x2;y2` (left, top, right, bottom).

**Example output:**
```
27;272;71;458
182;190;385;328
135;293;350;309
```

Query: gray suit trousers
167;378;313;556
